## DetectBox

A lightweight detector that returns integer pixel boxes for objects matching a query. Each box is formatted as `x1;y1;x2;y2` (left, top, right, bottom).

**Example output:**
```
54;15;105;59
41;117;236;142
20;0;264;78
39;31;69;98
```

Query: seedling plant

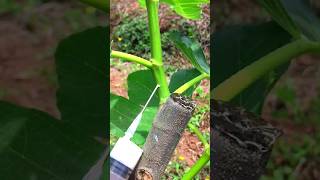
110;0;210;179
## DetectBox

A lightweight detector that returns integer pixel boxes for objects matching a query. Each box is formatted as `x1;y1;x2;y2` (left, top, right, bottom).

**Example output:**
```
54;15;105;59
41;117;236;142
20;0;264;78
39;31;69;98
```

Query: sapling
110;0;210;179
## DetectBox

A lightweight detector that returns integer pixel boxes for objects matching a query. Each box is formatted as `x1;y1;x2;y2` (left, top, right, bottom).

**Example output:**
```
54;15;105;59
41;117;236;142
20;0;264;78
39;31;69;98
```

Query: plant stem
111;50;152;68
146;0;170;103
188;123;209;148
182;148;210;180
79;0;108;12
213;38;320;101
175;73;209;94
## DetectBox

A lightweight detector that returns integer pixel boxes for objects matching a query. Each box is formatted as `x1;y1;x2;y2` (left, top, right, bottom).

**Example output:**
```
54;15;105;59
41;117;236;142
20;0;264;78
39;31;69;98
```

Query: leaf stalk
111;50;152;68
175;73;209;94
213;38;320;101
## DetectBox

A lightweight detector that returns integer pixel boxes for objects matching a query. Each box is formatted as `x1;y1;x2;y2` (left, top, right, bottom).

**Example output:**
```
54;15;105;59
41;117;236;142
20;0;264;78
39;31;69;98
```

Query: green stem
175;73;209;94
146;0;170;103
182;148;210;180
188;123;209;148
111;50;152;68
213;38;320;101
79;0;108;12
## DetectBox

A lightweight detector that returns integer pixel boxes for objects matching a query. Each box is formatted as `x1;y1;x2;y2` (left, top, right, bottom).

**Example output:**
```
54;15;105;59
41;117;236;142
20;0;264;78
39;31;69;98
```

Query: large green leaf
162;0;209;20
79;0;109;12
110;94;141;138
110;94;157;145
127;70;159;106
258;0;320;41
110;70;159;145
257;0;301;39
212;22;292;114
169;68;201;96
55;27;108;137
0;26;109;179
169;31;210;75
0;101;105;179
136;0;209;20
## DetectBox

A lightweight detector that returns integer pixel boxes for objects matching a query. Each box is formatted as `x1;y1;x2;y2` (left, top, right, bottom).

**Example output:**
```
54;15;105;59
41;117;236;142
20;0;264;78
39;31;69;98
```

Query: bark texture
211;100;282;180
135;94;196;180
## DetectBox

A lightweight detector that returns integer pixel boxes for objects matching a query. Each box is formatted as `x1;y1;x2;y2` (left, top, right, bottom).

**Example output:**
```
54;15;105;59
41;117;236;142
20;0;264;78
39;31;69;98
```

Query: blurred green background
214;1;320;179
0;0;106;117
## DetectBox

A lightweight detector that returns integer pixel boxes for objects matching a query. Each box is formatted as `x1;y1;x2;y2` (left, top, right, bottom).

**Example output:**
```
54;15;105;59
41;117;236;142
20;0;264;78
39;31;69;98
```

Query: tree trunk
211;99;282;180
134;94;196;180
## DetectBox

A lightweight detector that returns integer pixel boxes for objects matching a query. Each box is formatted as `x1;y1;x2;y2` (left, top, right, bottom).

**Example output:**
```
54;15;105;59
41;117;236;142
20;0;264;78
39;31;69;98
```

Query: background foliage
213;0;320;179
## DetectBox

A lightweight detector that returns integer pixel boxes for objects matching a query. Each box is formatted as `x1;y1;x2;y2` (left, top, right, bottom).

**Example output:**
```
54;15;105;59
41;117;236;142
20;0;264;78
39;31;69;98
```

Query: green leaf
0;26;109;179
127;70;159;106
110;94;141;137
55;26;108;137
0;101;105;179
169;31;210;75
258;0;320;41
136;0;209;20
110;70;160;145
257;0;301;39
162;0;209;20
212;22;292;114
110;94;158;146
169;68;201;96
282;0;320;41
79;0;109;12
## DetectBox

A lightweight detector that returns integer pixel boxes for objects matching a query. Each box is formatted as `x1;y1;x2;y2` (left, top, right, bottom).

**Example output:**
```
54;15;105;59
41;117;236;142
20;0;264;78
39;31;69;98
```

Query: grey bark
134;94;196;180
211;100;282;180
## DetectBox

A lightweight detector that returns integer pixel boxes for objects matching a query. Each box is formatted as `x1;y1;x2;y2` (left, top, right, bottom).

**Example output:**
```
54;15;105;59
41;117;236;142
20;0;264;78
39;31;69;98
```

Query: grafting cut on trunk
211;99;282;180
135;93;196;180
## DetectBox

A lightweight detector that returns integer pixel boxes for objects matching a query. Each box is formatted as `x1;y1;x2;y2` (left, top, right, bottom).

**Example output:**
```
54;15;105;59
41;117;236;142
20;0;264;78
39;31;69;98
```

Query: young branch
174;73;209;94
188;123;209;148
212;38;320;101
111;50;153;68
182;148;210;180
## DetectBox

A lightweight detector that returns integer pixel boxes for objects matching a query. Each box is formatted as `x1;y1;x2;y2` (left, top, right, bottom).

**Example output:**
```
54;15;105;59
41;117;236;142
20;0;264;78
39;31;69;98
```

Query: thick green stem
213;39;320;101
79;0;108;12
175;73;209;94
146;0;170;103
111;50;152;68
182;148;210;180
